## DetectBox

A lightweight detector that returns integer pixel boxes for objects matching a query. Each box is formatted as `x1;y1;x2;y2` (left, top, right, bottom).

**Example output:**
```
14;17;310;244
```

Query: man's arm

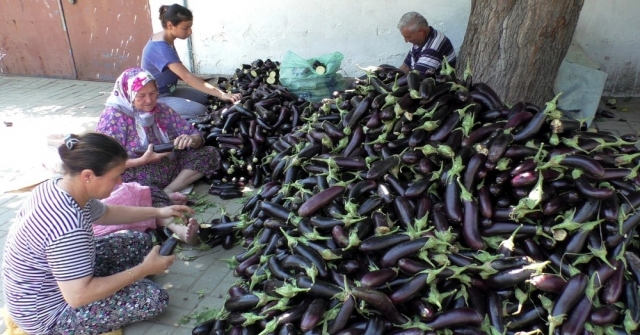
399;50;413;74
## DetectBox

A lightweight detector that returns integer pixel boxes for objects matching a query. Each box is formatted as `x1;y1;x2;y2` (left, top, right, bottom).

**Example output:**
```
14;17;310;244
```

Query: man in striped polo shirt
398;12;457;75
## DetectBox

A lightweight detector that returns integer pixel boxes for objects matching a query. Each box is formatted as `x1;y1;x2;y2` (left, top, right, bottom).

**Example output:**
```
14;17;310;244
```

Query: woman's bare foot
171;218;200;246
168;192;188;205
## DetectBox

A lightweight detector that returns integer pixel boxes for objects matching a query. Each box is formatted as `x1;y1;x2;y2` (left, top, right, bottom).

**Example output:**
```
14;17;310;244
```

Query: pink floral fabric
132;77;145;92
93;182;157;236
97;102;197;157
96;102;220;206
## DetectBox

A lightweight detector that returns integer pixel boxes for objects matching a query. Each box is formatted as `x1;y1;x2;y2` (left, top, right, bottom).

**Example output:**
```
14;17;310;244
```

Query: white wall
148;0;470;77
574;0;640;96
148;0;640;97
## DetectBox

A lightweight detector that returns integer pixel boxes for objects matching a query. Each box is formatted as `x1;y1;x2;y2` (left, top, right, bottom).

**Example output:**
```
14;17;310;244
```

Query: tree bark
457;0;584;106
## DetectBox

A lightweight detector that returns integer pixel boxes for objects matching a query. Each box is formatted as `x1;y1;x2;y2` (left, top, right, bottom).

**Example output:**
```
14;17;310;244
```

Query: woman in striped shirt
1;132;192;334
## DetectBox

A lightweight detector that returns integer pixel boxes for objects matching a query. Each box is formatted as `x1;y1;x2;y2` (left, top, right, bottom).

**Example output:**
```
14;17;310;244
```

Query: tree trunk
457;0;584;106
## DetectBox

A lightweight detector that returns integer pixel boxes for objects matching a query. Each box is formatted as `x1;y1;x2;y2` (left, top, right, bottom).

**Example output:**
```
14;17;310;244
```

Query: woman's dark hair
58;132;128;176
159;4;193;28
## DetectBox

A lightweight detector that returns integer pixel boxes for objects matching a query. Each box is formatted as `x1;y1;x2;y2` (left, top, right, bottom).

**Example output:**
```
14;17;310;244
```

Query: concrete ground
0;75;639;334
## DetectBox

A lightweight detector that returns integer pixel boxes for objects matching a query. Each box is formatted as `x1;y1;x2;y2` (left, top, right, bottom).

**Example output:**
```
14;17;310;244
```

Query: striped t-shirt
403;26;457;74
2;178;105;334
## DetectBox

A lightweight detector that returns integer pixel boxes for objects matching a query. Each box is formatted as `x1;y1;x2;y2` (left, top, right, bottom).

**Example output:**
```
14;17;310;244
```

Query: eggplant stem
514;287;529;315
588;244;615;269
547;314;567;335
240;312;266;326
463;58;473;82
258;319;278;335
624;310;640;333
392;72;401;92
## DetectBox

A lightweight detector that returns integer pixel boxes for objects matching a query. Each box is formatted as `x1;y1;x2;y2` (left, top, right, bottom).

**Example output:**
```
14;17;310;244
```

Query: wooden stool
100;330;123;335
2;307;122;335
1;308;27;335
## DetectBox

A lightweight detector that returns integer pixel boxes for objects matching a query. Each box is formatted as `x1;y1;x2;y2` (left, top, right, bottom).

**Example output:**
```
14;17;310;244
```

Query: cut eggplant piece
312;60;327;75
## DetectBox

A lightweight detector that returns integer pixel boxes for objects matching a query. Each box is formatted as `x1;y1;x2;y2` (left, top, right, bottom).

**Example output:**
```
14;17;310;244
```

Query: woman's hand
220;92;242;103
174;134;202;150
157;205;194;219
141;144;170;164
142;245;176;275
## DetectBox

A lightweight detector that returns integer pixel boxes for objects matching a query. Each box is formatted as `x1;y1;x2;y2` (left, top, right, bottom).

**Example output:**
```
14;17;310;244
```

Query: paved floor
0;75;639;334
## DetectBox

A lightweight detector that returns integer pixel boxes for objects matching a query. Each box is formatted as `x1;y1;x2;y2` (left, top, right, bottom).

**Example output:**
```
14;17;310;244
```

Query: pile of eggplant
193;59;640;335
187;59;307;198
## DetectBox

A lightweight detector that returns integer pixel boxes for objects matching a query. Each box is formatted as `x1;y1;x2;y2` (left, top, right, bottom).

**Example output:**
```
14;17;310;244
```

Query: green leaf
579;219;604;233
189;307;228;324
221;257;240;269
551;219;582;233
624;309;640;332
483;236;504;250
495;158;511;171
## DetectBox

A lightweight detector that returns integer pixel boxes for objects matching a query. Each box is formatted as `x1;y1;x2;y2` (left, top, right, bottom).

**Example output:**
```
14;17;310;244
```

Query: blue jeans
158;87;209;119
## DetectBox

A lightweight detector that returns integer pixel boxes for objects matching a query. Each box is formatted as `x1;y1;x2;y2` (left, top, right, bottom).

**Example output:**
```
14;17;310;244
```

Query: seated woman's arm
125;146;170;169
52;201;183;307
172;131;204;151
168;62;239;101
92;203;192;226
156;103;205;150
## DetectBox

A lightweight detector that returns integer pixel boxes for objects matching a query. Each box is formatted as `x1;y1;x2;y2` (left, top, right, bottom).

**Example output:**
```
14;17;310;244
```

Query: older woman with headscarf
96;68;220;243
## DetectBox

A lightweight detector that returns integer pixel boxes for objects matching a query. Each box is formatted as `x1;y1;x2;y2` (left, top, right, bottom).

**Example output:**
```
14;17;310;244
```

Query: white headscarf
105;68;170;146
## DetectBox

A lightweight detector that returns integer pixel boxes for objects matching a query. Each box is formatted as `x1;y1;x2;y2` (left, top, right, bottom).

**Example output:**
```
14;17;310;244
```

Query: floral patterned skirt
48;231;167;335
123;146;220;206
